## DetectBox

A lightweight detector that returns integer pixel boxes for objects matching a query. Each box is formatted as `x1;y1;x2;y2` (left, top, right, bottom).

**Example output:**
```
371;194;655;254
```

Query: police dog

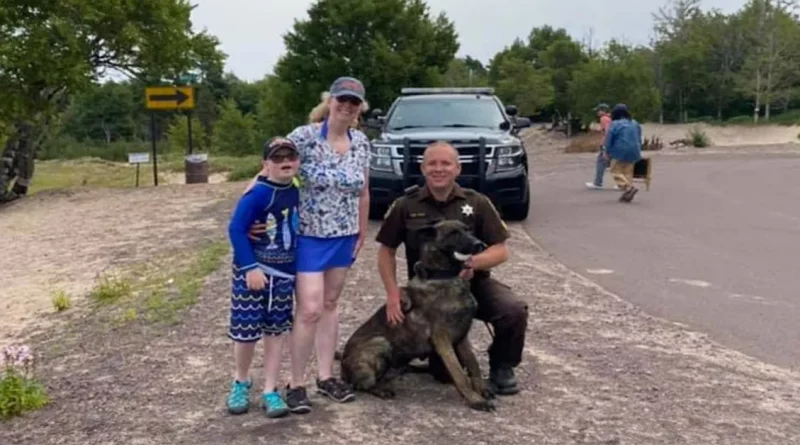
338;220;495;411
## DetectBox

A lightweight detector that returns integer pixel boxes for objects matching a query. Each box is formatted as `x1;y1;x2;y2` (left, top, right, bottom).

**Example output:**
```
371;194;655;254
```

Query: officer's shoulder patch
404;184;420;196
384;196;404;218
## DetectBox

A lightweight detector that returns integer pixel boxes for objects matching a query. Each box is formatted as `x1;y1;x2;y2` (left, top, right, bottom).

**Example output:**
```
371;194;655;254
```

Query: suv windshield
386;96;507;130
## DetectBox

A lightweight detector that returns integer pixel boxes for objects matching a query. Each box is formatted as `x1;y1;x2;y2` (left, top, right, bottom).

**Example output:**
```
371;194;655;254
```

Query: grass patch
88;272;134;304
50;289;71;312
29;153;259;196
29;158;160;194
92;240;229;326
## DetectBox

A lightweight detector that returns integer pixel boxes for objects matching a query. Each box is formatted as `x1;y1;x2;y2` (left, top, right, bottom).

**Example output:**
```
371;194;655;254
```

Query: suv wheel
503;189;530;221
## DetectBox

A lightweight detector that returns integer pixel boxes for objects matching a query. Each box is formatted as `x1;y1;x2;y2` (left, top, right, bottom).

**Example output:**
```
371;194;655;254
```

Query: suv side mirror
505;105;518;116
365;118;383;129
370;108;384;118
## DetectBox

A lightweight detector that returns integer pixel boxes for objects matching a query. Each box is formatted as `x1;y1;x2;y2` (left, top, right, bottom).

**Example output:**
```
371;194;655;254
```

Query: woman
602;103;642;202
281;76;371;412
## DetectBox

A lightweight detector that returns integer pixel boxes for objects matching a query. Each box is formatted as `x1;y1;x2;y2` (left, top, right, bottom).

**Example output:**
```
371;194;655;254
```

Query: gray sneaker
317;377;355;403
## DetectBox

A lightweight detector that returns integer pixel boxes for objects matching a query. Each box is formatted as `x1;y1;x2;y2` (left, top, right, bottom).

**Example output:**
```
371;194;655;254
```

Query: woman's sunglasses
336;95;362;106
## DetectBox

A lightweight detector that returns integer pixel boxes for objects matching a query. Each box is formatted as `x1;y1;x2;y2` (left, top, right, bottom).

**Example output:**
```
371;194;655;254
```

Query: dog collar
416;266;464;280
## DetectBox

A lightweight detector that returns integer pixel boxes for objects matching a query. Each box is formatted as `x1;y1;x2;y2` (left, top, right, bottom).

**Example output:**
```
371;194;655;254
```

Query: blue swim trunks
228;265;294;342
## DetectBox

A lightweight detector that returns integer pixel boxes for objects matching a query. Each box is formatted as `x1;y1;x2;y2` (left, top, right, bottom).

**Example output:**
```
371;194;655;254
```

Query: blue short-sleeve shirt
286;122;371;238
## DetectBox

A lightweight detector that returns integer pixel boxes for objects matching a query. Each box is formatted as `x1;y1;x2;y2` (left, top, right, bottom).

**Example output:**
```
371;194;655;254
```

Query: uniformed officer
375;141;528;395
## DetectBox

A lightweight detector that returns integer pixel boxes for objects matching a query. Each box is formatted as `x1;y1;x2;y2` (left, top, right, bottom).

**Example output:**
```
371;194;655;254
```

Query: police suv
365;87;532;221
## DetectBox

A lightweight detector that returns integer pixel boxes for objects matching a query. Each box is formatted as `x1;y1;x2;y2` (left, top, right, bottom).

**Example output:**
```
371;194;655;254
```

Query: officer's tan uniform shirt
375;184;509;281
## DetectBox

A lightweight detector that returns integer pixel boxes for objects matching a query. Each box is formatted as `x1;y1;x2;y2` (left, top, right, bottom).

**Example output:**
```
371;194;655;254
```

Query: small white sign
128;152;150;164
185;153;208;162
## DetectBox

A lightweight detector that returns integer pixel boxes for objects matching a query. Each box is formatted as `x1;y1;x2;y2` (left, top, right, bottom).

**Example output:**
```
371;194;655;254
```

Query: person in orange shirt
585;103;617;190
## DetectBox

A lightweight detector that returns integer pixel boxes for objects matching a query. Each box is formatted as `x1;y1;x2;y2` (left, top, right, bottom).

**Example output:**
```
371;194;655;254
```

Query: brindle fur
338;220;495;411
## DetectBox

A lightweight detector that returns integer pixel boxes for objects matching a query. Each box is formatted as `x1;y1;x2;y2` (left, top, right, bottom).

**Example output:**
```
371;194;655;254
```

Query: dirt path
1;186;799;444
0;182;244;349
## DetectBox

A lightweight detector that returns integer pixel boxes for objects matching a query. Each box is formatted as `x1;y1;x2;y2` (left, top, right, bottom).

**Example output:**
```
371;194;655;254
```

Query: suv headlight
369;143;394;172
495;145;523;170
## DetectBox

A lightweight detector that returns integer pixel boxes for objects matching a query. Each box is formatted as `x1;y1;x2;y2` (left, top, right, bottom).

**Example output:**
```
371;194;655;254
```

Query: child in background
602;103;642;202
226;137;301;417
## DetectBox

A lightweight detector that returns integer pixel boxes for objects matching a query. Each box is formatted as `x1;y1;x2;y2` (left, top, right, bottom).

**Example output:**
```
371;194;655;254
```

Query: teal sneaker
262;391;290;418
226;380;252;414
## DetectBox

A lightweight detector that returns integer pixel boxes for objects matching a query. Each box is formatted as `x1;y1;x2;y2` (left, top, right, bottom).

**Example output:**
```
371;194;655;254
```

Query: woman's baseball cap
329;76;365;102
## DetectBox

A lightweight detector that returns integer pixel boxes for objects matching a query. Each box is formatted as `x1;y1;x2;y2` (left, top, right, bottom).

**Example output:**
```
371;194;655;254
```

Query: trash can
184;153;209;184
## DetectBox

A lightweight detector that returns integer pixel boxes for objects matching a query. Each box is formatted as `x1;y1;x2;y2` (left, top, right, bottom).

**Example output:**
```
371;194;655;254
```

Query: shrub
50;289;71;312
0;345;48;420
688;127;710;148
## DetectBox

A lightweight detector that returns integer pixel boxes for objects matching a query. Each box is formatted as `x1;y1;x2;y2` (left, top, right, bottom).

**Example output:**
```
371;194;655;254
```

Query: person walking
585;103;616;190
602;103;642;202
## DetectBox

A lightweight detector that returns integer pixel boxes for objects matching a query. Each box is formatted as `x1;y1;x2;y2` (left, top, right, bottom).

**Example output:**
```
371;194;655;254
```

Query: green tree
494;57;554;115
60;81;137;143
165;115;206;155
212;99;257;156
273;0;459;124
535;31;587;116
487;38;534;85
0;0;225;201
254;76;298;142
568;41;661;124
442;57;490;87
652;0;710;122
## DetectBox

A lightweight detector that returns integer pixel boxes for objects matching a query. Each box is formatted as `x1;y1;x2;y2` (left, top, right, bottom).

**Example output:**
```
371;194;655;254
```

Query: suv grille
395;138;492;186
398;139;489;158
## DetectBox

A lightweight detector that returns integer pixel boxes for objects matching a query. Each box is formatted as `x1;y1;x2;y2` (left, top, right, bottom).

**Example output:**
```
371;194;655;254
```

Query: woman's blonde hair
308;91;369;128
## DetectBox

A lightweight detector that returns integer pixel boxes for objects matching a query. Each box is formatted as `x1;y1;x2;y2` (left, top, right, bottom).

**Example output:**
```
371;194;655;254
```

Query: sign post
144;85;195;186
127;152;151;187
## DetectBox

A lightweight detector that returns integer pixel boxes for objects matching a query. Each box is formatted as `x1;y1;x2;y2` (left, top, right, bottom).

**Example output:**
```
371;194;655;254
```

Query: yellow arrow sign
145;86;195;110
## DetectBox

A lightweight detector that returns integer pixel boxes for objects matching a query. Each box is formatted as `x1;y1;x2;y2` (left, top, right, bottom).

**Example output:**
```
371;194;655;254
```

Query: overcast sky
190;0;748;81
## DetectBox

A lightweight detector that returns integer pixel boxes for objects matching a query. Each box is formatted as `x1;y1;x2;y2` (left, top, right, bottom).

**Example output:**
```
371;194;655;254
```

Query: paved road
525;151;800;370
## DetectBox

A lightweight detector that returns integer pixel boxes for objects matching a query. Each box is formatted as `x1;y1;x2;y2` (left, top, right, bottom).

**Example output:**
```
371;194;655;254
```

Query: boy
585;103;617;190
226;137;301;417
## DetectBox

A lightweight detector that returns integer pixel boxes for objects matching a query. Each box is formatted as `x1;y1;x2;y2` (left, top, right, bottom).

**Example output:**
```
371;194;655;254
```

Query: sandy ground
0;182;244;350
1;178;799;444
576;121;800;147
641;123;800;147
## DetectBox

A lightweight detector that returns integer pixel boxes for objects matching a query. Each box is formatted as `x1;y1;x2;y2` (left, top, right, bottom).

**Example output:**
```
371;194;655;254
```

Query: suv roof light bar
400;87;495;96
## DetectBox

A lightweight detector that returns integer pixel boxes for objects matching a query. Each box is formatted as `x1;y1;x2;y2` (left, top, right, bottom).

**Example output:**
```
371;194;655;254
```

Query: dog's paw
467;397;495;412
472;378;495;400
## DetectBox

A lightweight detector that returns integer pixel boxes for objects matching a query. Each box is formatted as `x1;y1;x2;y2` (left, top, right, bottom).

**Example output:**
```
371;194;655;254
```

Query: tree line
2;0;800;200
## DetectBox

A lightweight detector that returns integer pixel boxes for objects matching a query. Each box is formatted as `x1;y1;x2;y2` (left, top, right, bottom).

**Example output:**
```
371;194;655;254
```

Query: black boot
490;366;520;395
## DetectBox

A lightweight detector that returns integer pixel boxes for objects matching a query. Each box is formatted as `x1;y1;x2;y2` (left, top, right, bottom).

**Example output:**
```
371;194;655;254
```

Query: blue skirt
296;235;357;273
